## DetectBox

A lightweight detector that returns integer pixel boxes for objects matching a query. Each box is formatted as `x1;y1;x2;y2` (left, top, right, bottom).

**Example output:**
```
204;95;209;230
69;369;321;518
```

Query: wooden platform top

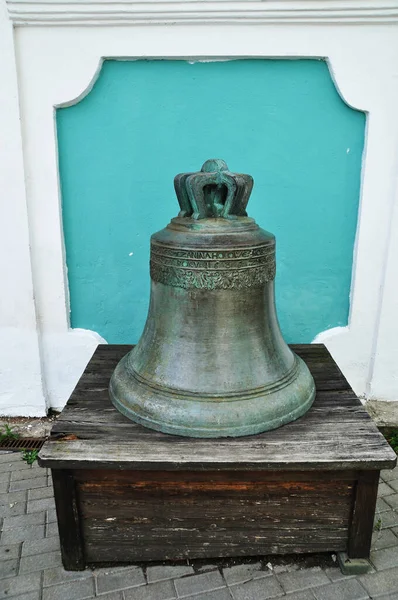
39;344;397;471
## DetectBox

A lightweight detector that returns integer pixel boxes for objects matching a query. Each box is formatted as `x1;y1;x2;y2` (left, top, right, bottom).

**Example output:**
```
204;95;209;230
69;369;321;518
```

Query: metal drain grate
0;437;46;452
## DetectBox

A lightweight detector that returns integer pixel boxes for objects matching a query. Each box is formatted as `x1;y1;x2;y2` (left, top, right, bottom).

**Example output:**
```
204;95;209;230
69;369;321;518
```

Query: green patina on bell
110;160;315;437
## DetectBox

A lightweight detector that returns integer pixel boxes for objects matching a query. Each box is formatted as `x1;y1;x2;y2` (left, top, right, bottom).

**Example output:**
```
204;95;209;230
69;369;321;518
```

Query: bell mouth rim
110;389;315;439
124;352;300;402
109;354;315;438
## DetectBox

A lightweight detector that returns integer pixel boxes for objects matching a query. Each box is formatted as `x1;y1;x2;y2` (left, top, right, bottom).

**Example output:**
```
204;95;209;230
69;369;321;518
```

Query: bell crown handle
174;159;254;220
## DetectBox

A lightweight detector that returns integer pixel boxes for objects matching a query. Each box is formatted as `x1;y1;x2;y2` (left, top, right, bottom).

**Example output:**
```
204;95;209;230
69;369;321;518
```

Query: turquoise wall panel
57;59;365;344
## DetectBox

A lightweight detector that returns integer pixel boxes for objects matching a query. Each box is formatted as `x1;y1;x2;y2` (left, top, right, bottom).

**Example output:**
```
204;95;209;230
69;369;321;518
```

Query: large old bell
110;159;315;437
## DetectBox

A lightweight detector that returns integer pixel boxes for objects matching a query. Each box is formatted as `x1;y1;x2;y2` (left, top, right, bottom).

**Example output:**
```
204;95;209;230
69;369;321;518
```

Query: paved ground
0;452;398;600
0;417;56;439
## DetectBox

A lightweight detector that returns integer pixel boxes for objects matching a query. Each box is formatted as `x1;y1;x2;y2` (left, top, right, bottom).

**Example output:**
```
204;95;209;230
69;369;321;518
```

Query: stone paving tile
46;507;57;523
372;528;398;550
223;562;271;585
229;576;284;600
42;577;95;600
179;589;232;600
0;490;27;517
0;543;21;560
22;534;60;556
0;523;45;544
277;569;330;593
43;565;93;586
0;558;18;578
124;580;177;599
388;480;398;493
146;565;194;583
376;510;398;529
3;593;41;600
381;467;398;482
359;566;398;596
0;472;10;483
93;594;123;600
0;482;9;494
321;567;355;583
376;498;393;513
11;467;45;482
27;496;56;514
378;483;396;497
19;549;62;573
370;546;398;570
3;510;45;530
0;451;23;460
9;476;47;492
28;485;55;500
0;571;42;599
384;494;398;510
284;592;316;600
312;578;369;600
95;566;146;594
46;521;59;537
0;455;31;472
174;571;225;597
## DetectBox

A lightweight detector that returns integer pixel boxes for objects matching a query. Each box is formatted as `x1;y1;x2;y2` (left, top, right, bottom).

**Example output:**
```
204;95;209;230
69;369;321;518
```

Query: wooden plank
77;468;353;563
73;469;360;483
39;433;396;471
53;391;370;428
38;344;397;472
348;470;380;559
52;470;85;570
84;534;348;563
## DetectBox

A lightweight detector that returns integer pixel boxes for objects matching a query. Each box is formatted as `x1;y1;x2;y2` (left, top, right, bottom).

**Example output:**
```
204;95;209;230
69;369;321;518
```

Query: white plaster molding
43;329;107;411
6;0;398;26
5;5;398;412
0;1;46;416
312;327;366;398
367;138;398;402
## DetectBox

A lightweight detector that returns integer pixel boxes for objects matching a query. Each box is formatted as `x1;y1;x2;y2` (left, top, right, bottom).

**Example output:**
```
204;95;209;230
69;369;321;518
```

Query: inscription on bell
150;243;276;290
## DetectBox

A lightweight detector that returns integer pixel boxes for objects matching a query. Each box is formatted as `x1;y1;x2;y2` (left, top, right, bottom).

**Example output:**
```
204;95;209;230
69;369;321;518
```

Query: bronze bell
110;159;315;437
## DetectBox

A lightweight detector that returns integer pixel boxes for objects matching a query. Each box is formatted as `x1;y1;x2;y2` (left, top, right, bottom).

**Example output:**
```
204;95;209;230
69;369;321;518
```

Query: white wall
1;0;398;416
0;1;46;416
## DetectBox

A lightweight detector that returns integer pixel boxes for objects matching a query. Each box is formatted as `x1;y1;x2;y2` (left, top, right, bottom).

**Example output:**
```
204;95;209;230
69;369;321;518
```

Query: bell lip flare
109;352;315;438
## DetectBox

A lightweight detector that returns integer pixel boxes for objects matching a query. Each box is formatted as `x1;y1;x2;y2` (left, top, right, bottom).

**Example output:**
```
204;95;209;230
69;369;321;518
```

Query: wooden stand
38;344;396;571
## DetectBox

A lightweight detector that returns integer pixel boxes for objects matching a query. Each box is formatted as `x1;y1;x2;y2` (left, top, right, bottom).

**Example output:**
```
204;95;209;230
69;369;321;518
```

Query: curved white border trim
7;0;398;25
57;56;366;114
43;328;107;410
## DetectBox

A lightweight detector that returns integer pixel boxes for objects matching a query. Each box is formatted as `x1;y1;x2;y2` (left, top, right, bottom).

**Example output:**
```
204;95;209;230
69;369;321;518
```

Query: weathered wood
38;345;396;472
51;470;85;570
40;344;397;568
72;469;360;483
348;470;380;558
84;534;350;563
77;468;354;562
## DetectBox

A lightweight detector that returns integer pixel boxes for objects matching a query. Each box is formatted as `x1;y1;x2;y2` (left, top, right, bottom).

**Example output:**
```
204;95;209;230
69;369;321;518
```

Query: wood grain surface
76;469;355;562
38;344;397;471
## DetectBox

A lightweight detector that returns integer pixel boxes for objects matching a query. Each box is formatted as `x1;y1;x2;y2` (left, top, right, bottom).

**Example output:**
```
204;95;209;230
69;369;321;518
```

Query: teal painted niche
57;59;365;344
